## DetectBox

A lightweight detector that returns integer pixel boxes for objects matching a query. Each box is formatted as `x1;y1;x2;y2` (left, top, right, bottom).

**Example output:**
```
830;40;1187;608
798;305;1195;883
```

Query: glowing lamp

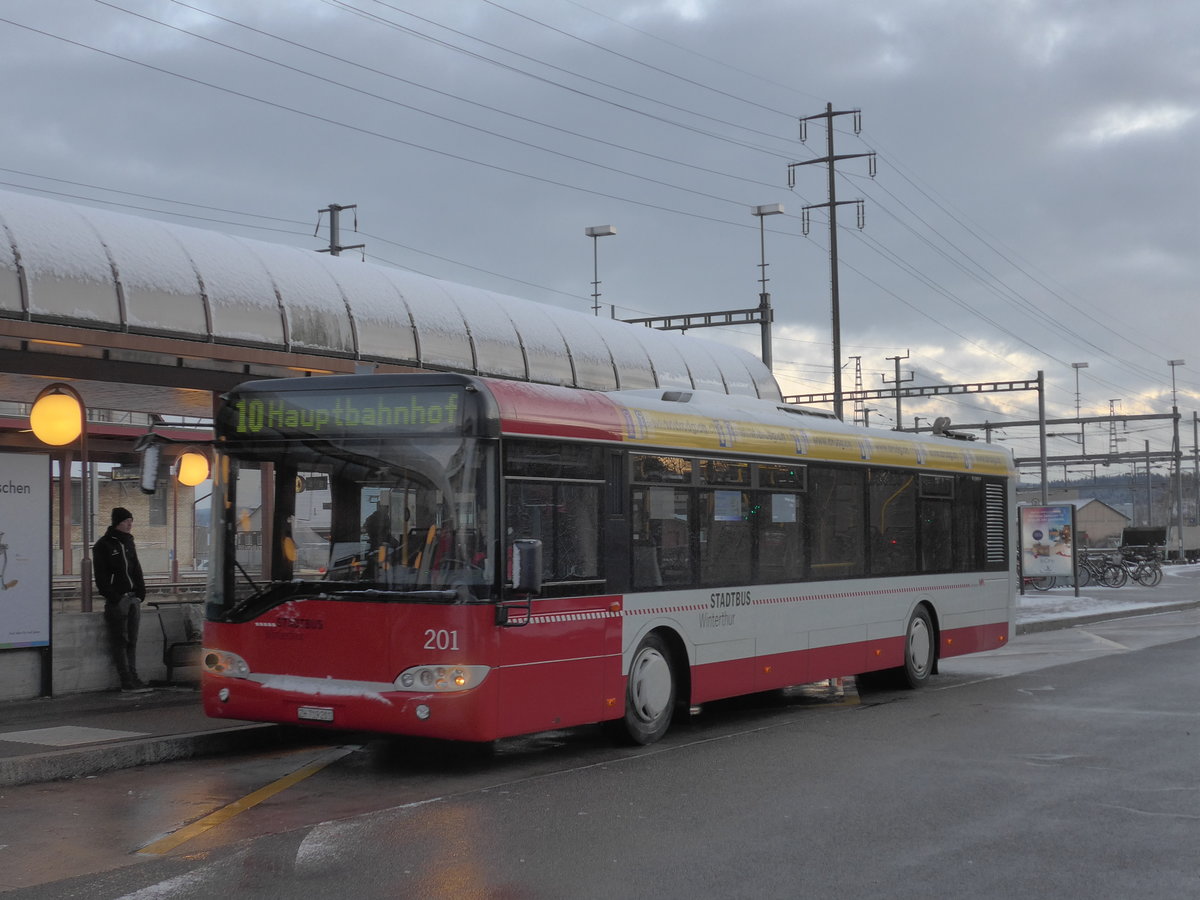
29;382;93;611
30;390;83;445
176;450;210;486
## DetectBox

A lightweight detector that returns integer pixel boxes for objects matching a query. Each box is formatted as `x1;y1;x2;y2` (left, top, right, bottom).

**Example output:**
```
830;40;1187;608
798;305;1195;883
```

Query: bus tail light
203;648;251;678
395;665;489;693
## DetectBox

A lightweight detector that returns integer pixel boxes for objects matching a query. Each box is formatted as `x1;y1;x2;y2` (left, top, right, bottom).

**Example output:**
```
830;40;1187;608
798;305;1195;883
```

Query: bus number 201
424;629;460;651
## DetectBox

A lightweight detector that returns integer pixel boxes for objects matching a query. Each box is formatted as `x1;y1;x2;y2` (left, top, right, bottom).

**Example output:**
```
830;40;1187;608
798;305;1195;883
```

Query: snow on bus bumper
201;648;495;740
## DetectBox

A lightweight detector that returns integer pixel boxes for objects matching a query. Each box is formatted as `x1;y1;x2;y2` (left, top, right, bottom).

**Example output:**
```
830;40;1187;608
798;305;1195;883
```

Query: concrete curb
1016;599;1200;634
0;723;280;788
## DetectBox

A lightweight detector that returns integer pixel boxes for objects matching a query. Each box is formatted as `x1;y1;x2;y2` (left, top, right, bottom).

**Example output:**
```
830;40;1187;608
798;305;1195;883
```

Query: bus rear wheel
619;633;676;745
899;606;935;689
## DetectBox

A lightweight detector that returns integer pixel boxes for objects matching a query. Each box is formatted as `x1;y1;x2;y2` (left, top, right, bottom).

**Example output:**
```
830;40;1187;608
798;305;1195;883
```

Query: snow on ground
1016;562;1200;625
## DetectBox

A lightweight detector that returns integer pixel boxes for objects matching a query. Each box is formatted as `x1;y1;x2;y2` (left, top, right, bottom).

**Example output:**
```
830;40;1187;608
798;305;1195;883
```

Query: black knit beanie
111;507;133;526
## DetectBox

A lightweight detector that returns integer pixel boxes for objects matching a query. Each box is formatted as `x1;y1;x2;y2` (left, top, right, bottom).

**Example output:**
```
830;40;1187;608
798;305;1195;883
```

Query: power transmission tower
882;350;914;431
1108;400;1122;457
788;104;875;422
849;356;864;426
316;203;365;257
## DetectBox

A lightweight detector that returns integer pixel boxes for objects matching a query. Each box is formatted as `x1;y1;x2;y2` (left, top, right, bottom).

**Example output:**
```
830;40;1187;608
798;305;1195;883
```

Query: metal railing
52;574;207;611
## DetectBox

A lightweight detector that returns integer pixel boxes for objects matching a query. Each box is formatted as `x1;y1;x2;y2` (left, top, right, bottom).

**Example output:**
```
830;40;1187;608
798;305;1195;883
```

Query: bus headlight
394;665;489;693
203;648;251;678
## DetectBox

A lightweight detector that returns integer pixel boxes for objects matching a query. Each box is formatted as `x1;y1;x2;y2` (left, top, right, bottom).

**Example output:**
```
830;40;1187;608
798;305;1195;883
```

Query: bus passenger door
495;474;612;737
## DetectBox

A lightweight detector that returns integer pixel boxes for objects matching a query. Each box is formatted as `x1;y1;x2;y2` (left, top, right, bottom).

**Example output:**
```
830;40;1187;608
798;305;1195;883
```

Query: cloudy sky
0;0;1196;472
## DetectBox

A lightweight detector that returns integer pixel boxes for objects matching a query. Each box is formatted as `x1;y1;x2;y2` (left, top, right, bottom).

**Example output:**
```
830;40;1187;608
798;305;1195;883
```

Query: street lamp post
29;383;92;611
585;225;616;316
1194;411;1199;542
1169;359;1185;561
171;465;179;583
171;449;210;581
1071;362;1088;453
751;203;784;371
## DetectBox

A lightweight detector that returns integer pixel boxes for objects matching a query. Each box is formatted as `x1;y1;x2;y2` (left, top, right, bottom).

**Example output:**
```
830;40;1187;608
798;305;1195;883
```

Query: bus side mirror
137;437;162;495
511;539;543;595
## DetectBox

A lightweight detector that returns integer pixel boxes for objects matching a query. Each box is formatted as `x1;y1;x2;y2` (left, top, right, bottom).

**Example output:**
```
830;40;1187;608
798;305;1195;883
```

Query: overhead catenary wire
0;15;794;236
548;0;1190;397
317;0;805;156
95;1;804;216
30;3;1161;401
155;0;798;197
0;3;1186;458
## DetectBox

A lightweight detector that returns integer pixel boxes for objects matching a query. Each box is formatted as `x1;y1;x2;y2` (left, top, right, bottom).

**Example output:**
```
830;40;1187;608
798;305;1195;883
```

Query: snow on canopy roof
0;188;779;400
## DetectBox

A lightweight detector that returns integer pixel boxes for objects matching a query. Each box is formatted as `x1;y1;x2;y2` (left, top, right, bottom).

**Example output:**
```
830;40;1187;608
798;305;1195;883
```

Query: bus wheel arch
615;627;688;746
656;626;691;712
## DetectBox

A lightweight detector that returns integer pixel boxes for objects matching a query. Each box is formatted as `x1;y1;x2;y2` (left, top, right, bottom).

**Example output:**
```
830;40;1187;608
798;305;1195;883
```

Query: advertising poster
1019;504;1075;578
0;453;50;648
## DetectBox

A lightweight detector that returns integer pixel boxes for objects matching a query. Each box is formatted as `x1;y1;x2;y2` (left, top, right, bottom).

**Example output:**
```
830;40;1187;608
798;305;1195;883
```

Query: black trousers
104;593;141;685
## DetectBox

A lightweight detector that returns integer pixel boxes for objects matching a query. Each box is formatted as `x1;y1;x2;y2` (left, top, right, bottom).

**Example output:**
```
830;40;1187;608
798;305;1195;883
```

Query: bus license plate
297;706;335;723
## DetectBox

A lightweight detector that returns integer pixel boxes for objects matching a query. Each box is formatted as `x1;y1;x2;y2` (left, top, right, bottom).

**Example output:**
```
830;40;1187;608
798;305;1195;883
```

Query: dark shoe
121;682;152;693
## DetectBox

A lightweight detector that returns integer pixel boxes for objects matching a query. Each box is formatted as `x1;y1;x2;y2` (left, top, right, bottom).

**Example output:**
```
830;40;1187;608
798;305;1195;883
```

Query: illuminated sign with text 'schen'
229;388;465;439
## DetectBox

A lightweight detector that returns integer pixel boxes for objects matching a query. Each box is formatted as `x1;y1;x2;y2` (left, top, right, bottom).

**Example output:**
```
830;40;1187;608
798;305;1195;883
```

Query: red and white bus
200;373;1015;744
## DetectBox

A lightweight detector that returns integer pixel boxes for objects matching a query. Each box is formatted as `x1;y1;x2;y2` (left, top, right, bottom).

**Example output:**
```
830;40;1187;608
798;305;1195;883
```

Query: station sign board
0;453;50;648
1018;504;1076;579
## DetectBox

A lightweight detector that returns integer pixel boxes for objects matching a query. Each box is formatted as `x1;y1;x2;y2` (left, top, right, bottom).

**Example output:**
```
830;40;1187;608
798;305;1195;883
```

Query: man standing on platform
93;507;150;692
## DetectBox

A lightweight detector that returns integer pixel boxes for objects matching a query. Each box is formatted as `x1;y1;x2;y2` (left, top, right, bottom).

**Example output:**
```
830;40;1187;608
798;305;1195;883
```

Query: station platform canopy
0;188;779;434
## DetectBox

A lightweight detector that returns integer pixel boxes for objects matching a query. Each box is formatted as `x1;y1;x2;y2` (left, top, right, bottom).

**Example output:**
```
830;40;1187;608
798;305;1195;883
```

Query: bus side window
632;486;691;589
808;466;866;579
757;492;804;583
919;500;953;572
505;480;603;592
632;540;663;587
699;489;751;585
868;470;916;577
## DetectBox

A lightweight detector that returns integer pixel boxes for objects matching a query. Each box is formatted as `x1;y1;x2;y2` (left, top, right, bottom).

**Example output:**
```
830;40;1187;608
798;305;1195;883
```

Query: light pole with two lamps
585;225;616;316
1071;362;1088;453
1169;359;1185;561
29;383;92;612
751;203;784;371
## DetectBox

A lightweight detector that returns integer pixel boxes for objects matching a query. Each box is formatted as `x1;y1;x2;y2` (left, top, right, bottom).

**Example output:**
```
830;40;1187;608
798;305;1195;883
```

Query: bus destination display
231;388;464;438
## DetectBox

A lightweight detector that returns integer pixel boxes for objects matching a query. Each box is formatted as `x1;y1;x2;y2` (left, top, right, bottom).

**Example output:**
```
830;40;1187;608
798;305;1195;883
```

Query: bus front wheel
619;633;676;745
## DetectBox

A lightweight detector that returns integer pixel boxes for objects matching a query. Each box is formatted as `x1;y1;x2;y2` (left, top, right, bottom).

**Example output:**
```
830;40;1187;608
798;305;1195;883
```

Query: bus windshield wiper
224;580;316;620
234;558;261;593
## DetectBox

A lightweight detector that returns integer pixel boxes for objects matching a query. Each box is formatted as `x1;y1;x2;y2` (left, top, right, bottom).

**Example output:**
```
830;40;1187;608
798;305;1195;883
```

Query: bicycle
1122;550;1162;587
1106;548;1162;588
1023;574;1057;591
1077;550;1125;588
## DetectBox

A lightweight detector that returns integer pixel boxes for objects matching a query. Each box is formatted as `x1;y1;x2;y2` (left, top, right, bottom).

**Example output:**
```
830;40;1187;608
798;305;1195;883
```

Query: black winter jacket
92;527;146;603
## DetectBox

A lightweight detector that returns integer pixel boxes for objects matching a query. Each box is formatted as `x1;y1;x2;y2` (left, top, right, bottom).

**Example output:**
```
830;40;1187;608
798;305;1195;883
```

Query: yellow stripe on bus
619;408;1012;475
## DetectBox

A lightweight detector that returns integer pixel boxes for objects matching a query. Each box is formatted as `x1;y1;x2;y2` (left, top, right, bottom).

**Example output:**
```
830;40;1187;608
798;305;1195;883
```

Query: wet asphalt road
3;607;1198;899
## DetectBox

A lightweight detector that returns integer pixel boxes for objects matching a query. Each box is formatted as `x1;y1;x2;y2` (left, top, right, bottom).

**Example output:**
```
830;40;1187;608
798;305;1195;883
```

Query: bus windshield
208;433;497;620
